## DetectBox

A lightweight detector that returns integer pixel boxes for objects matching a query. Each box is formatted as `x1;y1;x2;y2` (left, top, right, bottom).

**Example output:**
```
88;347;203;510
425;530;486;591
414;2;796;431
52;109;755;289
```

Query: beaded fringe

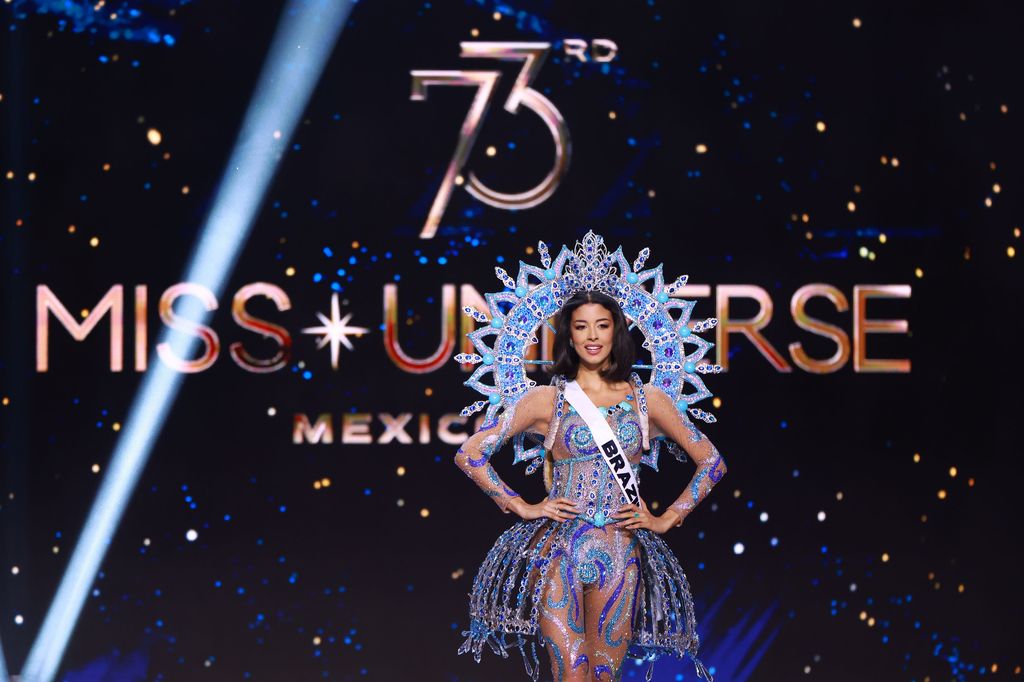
458;518;713;681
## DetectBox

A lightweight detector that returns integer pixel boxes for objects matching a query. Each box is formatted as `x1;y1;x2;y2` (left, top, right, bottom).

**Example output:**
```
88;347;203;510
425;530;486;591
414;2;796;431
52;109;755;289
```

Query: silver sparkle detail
302;293;369;369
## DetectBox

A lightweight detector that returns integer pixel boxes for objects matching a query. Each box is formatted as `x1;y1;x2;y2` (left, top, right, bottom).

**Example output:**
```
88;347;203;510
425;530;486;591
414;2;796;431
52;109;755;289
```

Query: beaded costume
452;232;727;681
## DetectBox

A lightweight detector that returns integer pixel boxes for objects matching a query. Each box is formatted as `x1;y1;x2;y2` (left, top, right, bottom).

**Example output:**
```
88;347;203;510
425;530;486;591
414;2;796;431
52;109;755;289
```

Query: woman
455;289;727;682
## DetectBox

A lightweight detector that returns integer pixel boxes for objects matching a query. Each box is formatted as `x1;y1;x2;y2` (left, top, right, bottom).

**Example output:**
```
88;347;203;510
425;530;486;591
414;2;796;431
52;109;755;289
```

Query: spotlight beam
0;634;9;682
18;2;353;680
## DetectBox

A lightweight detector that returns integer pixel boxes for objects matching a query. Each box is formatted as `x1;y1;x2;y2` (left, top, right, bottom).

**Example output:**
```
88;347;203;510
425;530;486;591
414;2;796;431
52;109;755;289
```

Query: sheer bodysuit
455;373;726;681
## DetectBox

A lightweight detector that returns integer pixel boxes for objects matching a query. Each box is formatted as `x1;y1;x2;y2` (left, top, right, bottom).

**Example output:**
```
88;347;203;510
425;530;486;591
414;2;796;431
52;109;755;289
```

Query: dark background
1;0;1022;680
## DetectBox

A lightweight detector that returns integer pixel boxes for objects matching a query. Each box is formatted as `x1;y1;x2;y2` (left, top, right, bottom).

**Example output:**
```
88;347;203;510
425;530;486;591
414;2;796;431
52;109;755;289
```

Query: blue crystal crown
453;230;722;473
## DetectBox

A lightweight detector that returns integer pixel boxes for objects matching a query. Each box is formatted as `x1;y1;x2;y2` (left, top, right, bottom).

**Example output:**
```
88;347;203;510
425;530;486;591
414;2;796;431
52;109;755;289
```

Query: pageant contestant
453;232;727;681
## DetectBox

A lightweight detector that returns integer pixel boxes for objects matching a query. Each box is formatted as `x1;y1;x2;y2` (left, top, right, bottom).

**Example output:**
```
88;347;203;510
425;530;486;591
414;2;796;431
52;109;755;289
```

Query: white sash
563;380;641;506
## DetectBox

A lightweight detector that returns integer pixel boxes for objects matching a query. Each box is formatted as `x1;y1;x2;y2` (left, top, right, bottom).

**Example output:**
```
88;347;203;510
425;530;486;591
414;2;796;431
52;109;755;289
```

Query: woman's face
569;302;615;368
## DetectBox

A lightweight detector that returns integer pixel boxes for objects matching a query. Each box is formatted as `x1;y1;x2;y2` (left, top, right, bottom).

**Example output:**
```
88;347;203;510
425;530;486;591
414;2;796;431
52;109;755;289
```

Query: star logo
302;293;369;369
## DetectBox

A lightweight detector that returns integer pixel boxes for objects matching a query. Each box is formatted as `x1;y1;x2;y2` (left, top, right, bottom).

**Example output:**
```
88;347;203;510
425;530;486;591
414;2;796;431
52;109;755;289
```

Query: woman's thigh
538;548;591;681
583;543;641;680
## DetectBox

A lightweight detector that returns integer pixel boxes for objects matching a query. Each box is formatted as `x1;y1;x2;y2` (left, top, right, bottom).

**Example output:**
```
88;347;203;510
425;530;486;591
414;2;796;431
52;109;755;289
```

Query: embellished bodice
549;405;644;527
454;372;726;532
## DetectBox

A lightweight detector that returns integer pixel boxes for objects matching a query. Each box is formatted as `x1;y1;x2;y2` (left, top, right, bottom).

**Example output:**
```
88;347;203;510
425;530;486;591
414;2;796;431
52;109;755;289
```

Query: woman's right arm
453;386;554;514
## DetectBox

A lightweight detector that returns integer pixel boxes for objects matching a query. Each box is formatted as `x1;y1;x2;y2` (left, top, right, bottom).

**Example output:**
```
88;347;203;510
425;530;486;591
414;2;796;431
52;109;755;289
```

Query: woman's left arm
645;384;727;528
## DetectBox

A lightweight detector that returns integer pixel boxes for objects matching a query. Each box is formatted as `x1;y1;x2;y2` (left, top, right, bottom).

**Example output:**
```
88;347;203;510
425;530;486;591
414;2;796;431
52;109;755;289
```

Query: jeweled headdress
454;230;721;473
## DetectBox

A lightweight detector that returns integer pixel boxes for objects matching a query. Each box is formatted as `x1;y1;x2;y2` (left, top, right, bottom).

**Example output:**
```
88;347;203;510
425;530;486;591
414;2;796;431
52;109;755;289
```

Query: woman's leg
538;547;591;681
583;541;641;681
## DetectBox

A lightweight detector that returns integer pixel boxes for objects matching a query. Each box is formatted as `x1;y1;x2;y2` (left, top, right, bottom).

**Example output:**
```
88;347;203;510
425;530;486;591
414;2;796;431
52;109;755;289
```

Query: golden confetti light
880;155;889;165
913;452;921;463
146;128;162;145
921;514;928;522
914;267;923;278
112;422;121;431
419;508;430;518
732;489;741;498
470;28;479;37
267;407;277;416
868;251;876;261
1;396;8;406
993;183;1002;193
937;489;947;500
958;583;965;593
852;17;862;28
91;463;100;473
181;185;190;195
313;481;322;489
805;231;813;240
949;466;958;477
881;552;890;562
858;246;869;258
879;233;887;244
963;247;971;260
695;143;708;154
313;636;322;646
712;396;722;409
66;224;76;233
836;491;844;501
650;500;660;510
485;145;497;157
867;617;876;627
396;466;406;476
801;213;810;223
285;266;295;277
425;387;433;396
608;110;617;120
968;478;975;487
89;236;100;248
351;241;359;249
984;197;993;207
321;477;331;488
162;151;171;160
5;170;13;179
959;112;967;121
847;201;856;212
853;184;862;194
1014;227;1021;238
454;174;465;186
1008;246;1016;258
492;11;501;20
890;157;900;167
102;163;111;171
80;308;90;318
27;172;36;181
397;498;405;507
815;121;827;132
451;568;465;580
859;611;867;621
525;245;535;254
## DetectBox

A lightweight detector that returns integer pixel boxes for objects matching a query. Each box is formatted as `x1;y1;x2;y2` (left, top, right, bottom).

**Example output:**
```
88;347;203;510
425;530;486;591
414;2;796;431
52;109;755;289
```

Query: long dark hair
548;290;635;383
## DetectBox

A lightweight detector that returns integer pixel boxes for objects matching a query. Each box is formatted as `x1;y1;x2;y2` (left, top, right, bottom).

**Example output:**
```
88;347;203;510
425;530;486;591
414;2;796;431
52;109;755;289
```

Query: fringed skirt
457;517;712;681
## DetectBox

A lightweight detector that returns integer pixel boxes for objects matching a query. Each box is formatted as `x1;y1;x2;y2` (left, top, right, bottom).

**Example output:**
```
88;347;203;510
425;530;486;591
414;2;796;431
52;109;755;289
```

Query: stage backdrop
1;1;1021;680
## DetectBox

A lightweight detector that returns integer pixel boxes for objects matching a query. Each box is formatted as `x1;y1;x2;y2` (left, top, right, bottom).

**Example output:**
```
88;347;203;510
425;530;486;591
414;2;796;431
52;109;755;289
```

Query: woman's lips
584;345;603;355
